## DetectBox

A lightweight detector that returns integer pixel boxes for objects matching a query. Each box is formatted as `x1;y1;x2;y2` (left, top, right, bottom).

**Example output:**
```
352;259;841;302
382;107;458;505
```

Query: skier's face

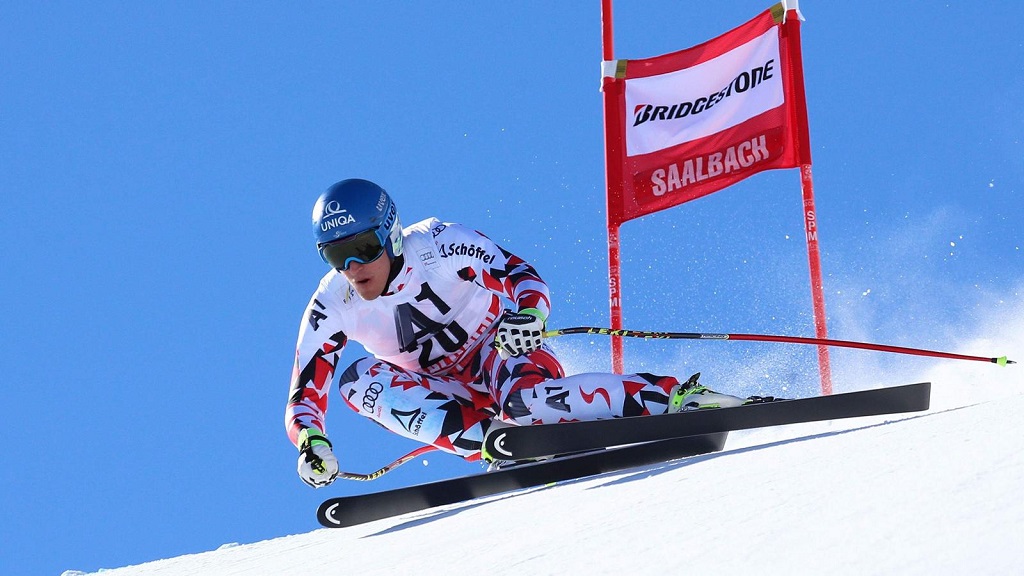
342;253;392;300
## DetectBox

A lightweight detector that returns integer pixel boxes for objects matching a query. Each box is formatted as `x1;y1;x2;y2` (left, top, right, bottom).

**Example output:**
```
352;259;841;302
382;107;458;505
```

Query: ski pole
543;326;1015;366
337;445;438;482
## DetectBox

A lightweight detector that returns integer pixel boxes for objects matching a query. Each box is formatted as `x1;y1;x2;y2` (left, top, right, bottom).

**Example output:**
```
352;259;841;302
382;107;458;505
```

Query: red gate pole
598;0;622;373
601;0;626;373
786;11;833;395
801;165;833;394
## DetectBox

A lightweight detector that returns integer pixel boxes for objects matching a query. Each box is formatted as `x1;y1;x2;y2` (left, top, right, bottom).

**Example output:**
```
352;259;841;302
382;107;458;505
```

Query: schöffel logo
632;59;776;127
439;242;496;264
320;200;356;232
391;407;427;436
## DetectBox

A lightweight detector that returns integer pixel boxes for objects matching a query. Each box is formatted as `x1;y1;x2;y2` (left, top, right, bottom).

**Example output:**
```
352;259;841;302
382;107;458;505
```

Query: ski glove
494;308;546;359
297;428;339;488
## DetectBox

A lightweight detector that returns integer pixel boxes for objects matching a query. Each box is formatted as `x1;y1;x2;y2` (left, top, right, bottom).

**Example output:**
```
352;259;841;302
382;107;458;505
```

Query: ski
317;432;728;528
483;381;932;461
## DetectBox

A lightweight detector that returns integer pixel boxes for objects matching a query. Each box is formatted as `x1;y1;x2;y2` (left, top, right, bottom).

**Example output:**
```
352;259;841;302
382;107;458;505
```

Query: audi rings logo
362;382;384;413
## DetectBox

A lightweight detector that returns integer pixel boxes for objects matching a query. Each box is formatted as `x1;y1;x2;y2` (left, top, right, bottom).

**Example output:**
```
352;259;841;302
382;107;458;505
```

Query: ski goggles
319;229;387;270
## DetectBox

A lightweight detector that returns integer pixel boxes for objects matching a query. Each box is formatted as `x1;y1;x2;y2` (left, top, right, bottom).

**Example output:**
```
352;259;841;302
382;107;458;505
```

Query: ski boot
481;419;546;472
668;372;750;412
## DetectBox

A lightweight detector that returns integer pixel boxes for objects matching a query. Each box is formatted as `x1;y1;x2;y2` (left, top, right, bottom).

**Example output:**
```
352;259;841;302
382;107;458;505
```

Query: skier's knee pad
499;388;534;426
338;356;380;388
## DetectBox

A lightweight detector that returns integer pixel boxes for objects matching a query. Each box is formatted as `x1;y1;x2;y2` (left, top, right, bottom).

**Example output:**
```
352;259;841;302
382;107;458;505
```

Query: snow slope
69;368;1023;576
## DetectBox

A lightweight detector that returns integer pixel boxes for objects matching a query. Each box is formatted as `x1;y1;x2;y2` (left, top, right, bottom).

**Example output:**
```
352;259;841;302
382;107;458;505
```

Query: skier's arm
286;288;346;488
284;289;349;448
436;223;551;320
497;249;551;321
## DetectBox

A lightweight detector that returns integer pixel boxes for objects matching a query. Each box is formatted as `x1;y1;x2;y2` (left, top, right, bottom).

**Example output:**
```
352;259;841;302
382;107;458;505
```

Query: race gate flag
605;3;811;223
600;1;831;394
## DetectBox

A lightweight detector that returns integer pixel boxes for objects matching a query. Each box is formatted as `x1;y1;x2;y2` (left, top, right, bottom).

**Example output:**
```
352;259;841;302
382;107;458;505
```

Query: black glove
494;309;546;358
296;428;339;488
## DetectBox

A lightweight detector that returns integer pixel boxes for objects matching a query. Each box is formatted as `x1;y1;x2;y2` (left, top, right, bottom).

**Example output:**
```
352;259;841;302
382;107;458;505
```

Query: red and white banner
606;4;811;224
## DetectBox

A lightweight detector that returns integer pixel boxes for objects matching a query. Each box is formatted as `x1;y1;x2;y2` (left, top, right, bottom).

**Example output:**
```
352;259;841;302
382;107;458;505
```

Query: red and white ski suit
285;218;679;460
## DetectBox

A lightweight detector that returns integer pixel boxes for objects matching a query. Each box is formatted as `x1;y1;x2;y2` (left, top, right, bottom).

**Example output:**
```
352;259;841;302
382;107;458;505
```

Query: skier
286;178;744;488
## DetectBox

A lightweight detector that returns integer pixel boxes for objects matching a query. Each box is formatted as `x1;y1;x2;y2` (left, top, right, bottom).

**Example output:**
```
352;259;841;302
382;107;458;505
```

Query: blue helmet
312;179;403;269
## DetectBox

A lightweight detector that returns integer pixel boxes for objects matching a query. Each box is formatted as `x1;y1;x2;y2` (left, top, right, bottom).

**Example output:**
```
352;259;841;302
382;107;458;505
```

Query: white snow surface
70;359;1023;576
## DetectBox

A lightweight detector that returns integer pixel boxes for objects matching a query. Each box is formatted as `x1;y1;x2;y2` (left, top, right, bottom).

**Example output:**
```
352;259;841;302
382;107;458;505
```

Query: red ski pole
337;445;438;482
543;327;1015;367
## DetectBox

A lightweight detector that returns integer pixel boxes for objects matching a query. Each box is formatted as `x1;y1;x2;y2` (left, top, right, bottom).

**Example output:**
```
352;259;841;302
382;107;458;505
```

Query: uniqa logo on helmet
319;200;357;232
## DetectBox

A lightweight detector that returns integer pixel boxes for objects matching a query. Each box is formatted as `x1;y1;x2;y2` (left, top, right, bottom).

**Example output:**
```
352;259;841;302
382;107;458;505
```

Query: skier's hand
494;308;546;359
296;428;339;488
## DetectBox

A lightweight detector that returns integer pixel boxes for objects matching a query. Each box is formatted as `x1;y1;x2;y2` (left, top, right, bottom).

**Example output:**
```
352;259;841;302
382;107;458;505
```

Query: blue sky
1;2;1021;575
